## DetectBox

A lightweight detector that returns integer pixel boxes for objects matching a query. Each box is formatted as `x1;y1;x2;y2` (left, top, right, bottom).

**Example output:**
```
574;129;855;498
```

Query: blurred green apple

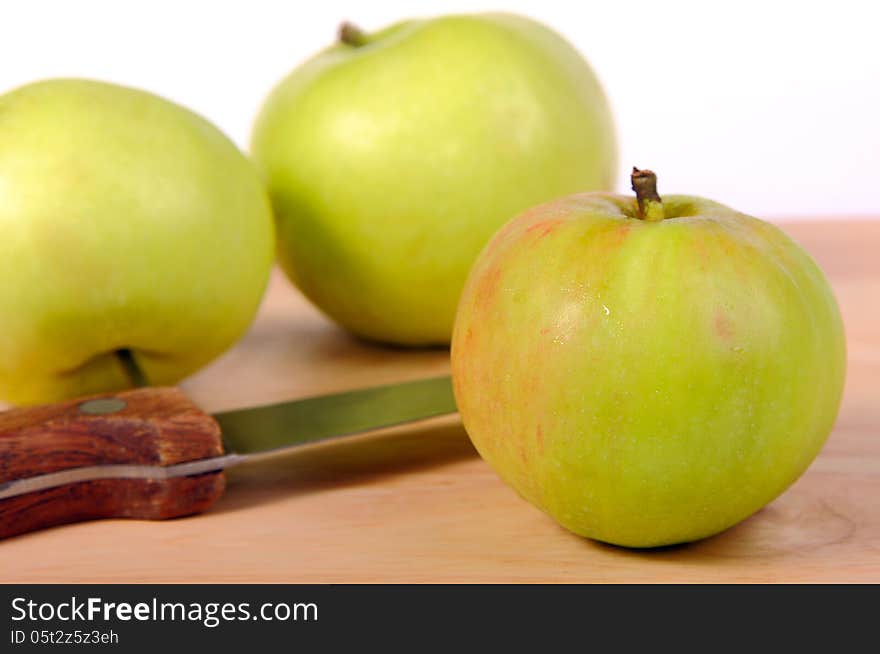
451;169;846;548
251;13;617;345
0;79;275;405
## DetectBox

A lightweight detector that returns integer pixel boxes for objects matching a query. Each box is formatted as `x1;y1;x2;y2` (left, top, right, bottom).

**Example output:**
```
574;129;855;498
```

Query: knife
0;376;457;539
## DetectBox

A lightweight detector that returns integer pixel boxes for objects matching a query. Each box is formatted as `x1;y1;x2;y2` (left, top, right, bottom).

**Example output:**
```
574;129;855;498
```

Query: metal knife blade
216;375;456;455
0;376;457;501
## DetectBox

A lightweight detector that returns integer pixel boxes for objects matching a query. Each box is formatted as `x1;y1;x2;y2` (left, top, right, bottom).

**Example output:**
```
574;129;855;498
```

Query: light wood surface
2;220;878;583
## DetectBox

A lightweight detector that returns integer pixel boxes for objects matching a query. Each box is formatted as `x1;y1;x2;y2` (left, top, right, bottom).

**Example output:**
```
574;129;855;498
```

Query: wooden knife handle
0;387;225;540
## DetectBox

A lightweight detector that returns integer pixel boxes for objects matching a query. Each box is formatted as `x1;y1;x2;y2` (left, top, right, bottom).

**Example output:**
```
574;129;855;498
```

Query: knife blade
0;376;457;538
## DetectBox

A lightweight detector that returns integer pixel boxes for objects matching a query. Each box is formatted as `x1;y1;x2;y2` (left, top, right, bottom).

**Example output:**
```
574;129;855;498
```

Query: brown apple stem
115;349;149;388
339;22;369;46
631;167;665;222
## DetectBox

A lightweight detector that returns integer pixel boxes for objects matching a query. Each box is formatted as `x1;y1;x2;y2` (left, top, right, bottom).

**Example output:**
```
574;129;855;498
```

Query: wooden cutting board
2;220;878;583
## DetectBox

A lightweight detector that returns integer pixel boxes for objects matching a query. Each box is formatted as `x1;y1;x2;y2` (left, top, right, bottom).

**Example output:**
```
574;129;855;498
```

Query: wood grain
0;387;224;539
0;219;877;582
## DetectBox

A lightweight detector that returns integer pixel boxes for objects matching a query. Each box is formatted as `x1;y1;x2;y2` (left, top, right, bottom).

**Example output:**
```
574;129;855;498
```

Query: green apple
0;79;275;406
251;13;617;345
451;169;846;548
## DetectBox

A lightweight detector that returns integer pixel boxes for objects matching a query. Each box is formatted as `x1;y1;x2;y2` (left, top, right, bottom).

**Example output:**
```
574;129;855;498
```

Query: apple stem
339;22;369;46
631;168;665;222
115;349;149;388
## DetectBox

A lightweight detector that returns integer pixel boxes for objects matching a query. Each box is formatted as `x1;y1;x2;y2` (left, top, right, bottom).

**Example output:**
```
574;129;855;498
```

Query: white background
2;0;878;219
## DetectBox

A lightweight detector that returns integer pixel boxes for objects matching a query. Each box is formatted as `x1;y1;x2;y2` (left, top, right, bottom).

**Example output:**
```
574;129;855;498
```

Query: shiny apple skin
451;192;846;547
251;13;617;345
0;79;274;405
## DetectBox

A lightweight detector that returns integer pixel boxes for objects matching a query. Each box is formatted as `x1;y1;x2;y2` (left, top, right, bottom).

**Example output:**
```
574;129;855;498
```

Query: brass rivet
78;398;127;415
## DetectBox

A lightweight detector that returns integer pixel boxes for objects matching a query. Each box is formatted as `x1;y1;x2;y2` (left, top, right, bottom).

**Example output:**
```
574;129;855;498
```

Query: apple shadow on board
585;489;858;562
